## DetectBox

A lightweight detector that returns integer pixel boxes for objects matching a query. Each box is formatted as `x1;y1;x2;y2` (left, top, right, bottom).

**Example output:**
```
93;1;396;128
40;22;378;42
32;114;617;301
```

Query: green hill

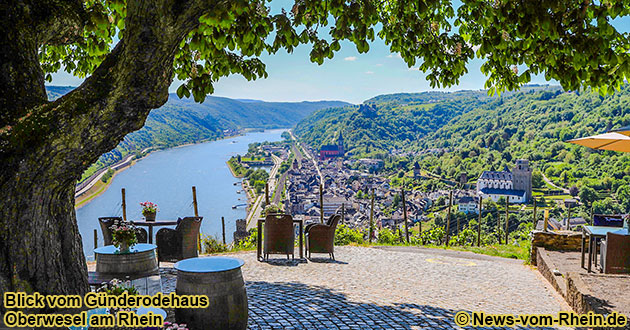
47;86;349;181
295;85;630;213
294;90;495;155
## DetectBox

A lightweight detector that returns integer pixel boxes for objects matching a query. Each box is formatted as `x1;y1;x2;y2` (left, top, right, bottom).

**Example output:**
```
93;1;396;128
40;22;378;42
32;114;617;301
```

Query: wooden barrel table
174;257;247;330
94;243;159;277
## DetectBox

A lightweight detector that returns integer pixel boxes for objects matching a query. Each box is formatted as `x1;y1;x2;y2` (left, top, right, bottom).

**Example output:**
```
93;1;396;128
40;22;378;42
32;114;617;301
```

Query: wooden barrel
175;257;247;330
94;243;158;276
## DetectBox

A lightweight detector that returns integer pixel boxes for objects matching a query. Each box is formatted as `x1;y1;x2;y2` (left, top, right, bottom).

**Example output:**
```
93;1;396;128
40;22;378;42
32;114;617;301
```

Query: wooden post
319;184;324;223
192;186;199;217
504;197;509;245
192;186;201;252
221;216;226;245
543;209;549;232
496;209;501;245
402;189;409;244
590;204;594;225
445;190;453;246
265;183;270;205
477;196;482;247
533;198;537;228
94;229;98;249
567;203;572;230
369;188;375;243
121;188;127;221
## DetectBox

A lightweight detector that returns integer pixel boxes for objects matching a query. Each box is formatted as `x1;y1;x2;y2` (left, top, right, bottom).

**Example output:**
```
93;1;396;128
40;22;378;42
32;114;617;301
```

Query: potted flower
110;222;138;253
163;322;189;330
97;279;138;315
263;203;282;216
140;201;159;221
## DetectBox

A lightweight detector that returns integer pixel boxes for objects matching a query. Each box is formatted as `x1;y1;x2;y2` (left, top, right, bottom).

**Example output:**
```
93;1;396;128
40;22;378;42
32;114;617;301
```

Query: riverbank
74;135;238;209
227;158;246;178
75;160;134;209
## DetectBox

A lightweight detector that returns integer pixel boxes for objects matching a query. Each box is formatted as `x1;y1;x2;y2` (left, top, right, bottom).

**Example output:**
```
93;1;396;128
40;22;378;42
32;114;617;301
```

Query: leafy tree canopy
38;0;630;104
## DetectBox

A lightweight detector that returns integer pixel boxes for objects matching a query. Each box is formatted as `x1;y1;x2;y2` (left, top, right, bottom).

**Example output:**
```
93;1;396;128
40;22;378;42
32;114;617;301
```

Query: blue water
76;129;286;259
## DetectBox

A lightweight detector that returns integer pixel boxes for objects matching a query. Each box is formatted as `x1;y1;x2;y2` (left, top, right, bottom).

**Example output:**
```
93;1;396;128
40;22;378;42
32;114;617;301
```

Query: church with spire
319;131;345;160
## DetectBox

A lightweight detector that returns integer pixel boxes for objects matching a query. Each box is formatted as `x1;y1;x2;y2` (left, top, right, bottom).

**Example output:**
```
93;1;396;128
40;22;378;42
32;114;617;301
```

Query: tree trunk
0;0;212;313
0;169;89;307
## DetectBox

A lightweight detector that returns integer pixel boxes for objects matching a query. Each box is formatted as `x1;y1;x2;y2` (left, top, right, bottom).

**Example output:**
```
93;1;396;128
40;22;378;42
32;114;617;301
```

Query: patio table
174;257;248;330
132;220;178;244
256;218;303;261
581;226;628;272
94;243;159;277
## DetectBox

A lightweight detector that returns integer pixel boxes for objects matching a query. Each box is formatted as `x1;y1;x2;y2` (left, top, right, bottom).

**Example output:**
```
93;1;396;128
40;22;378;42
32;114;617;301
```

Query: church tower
512;159;532;202
337;131;344;155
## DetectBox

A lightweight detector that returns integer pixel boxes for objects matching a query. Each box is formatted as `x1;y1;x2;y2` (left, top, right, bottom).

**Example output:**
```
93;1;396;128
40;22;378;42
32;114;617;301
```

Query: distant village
249;132;539;233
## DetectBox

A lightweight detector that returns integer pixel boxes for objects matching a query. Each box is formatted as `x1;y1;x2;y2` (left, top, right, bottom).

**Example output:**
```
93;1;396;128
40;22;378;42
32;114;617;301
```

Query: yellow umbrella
610;125;630;136
567;132;630;152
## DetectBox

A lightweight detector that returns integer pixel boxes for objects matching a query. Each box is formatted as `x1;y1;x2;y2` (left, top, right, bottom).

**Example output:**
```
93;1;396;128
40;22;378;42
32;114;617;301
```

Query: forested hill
294;89;497;153
46;86;348;181
295;85;630;206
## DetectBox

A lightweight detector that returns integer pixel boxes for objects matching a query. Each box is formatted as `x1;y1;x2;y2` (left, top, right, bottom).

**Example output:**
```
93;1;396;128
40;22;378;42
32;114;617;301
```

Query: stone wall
530;230;585;265
565;272;630;330
535;247;566;296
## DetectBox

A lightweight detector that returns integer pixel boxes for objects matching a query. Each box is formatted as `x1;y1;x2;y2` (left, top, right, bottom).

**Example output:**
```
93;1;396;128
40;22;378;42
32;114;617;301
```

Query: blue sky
50;4;630;104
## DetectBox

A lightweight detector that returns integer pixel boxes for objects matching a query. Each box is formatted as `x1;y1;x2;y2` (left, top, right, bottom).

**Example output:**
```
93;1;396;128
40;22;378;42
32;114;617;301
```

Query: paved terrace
158;246;570;330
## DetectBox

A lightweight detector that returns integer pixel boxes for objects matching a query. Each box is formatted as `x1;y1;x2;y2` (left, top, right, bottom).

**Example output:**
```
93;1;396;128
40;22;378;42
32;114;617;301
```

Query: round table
174;257;248;330
94;243;158;277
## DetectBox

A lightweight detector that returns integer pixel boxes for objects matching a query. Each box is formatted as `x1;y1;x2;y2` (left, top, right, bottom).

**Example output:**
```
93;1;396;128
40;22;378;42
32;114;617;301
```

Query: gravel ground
157;245;570;329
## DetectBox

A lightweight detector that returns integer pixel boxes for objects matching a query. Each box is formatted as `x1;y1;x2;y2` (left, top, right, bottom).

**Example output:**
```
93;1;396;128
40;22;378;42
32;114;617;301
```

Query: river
76;129;287;259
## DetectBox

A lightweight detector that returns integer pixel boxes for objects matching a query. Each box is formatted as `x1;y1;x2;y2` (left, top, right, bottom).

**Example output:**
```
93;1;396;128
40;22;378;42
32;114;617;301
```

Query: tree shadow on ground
306;257;348;264
245;281;560;330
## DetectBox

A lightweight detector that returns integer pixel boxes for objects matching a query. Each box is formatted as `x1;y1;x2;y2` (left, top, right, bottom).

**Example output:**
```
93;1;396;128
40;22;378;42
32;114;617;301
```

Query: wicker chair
600;232;630;274
156;217;202;263
98;217;147;246
263;214;295;260
593;214;624;227
305;214;341;260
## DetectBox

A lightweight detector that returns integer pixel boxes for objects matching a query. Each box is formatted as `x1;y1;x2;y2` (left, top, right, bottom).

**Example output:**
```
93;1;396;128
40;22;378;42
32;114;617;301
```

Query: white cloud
408;67;419;71
375;64;383;67
365;71;374;74
387;53;402;58
344;56;357;61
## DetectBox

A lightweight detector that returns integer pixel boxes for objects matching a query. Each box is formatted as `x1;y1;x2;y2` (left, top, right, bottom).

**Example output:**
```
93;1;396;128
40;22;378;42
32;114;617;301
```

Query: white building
476;160;532;204
456;196;478;214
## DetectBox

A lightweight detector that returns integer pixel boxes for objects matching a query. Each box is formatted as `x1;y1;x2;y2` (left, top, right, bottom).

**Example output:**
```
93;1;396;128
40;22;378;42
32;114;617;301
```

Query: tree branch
0;0;87;127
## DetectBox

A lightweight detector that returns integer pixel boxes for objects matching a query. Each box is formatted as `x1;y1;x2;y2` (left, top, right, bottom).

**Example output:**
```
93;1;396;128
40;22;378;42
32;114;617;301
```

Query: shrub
377;228;397;245
235;228;258;250
334;224;364;245
202;235;228;253
420;226;446;245
448;227;477;246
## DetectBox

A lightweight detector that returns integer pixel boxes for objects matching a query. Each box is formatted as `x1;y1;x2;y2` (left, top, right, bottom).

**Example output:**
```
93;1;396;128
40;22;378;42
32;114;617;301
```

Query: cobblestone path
161;246;570;329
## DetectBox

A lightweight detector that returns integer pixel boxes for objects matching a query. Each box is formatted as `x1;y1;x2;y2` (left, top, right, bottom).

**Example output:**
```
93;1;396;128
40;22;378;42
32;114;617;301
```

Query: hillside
295;85;630;213
47;86;349;181
294;90;495;155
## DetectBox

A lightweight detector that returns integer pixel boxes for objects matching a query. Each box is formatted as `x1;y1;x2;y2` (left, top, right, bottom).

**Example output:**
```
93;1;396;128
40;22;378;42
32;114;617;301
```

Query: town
229;131;568;243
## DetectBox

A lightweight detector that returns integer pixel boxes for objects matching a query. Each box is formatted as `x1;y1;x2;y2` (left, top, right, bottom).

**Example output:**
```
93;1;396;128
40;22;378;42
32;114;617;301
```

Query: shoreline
73;128;288;209
75;160;135;209
74;134;242;209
